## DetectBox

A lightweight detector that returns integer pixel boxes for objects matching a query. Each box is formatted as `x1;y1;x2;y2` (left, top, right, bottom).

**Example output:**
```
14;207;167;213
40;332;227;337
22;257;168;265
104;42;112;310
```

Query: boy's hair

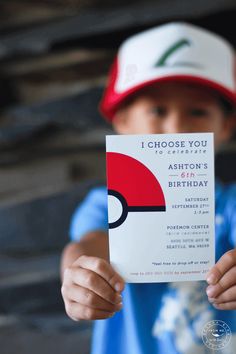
99;22;236;121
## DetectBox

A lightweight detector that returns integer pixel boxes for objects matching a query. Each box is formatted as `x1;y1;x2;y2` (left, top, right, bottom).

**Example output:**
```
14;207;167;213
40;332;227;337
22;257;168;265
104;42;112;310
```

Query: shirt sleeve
69;186;108;242
225;184;236;248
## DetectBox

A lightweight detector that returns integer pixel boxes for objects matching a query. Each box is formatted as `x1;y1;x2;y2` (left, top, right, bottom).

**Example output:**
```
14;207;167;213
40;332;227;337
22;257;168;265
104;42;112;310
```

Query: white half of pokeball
108;194;123;224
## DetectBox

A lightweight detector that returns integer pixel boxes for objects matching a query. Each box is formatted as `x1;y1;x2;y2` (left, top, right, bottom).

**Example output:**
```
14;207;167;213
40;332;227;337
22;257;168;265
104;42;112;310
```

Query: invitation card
106;133;215;282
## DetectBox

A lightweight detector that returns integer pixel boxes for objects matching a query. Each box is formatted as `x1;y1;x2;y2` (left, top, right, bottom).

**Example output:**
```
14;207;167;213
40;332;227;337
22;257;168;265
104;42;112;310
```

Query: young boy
61;22;236;354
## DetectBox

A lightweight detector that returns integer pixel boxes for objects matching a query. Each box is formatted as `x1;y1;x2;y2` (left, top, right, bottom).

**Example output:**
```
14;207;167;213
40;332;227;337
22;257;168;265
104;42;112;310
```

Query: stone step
0;0;235;59
0;252;62;314
0;315;92;354
0;180;102;252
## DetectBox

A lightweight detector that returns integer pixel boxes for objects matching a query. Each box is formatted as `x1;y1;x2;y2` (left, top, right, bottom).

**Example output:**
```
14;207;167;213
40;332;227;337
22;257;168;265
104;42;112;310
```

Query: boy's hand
206;249;236;310
61;255;124;321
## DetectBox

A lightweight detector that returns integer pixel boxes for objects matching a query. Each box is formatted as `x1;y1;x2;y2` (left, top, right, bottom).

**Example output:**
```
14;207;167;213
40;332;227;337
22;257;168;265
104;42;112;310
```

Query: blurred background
0;1;235;354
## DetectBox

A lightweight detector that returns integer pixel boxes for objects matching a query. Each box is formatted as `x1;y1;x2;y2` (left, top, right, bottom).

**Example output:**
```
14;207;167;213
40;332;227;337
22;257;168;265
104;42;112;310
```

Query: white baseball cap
100;22;236;121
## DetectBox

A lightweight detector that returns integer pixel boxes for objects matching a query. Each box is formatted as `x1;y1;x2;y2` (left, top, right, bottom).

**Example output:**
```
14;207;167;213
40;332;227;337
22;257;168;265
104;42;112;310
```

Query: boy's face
112;82;234;147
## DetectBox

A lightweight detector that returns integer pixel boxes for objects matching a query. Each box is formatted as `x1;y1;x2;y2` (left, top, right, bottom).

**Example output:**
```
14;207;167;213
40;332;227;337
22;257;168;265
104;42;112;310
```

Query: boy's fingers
206;266;236;298
208;285;236;305
212;301;236;311
65;267;122;305
65;301;116;321
206;249;236;285
74;255;125;292
62;283;123;312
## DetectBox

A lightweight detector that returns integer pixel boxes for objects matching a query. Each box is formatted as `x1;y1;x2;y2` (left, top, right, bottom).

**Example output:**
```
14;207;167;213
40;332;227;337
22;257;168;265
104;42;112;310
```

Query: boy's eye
190;108;208;117
150;106;166;116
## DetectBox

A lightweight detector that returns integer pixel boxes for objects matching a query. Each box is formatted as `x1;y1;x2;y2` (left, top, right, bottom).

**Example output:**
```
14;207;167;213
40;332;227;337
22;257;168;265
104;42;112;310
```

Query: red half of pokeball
106;152;166;228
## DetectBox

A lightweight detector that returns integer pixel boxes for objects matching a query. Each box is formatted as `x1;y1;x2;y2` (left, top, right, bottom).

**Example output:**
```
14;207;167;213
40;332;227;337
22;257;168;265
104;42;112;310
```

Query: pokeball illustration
107;152;166;229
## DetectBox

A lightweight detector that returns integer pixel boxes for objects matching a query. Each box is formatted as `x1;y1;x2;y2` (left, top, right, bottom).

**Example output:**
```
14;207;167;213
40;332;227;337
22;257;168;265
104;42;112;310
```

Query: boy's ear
221;114;236;142
112;109;129;134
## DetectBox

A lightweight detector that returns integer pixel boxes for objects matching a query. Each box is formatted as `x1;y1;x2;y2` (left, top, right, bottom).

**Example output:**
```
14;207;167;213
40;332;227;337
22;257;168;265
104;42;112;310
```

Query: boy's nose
162;111;188;134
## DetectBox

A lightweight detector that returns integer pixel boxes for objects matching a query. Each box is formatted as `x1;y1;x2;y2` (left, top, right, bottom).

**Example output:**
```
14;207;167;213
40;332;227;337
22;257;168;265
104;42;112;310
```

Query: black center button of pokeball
108;189;166;229
108;190;128;229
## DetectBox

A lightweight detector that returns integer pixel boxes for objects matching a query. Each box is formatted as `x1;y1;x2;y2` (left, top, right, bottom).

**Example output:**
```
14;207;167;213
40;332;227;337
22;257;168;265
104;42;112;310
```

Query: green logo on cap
155;38;201;68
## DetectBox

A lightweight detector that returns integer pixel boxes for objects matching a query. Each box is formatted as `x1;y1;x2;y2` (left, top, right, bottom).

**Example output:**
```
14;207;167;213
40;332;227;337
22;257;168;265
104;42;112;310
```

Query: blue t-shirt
70;183;236;354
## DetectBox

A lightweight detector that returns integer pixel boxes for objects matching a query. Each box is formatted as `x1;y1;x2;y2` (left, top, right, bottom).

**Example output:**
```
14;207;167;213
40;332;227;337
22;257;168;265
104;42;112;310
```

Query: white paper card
106;133;215;283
